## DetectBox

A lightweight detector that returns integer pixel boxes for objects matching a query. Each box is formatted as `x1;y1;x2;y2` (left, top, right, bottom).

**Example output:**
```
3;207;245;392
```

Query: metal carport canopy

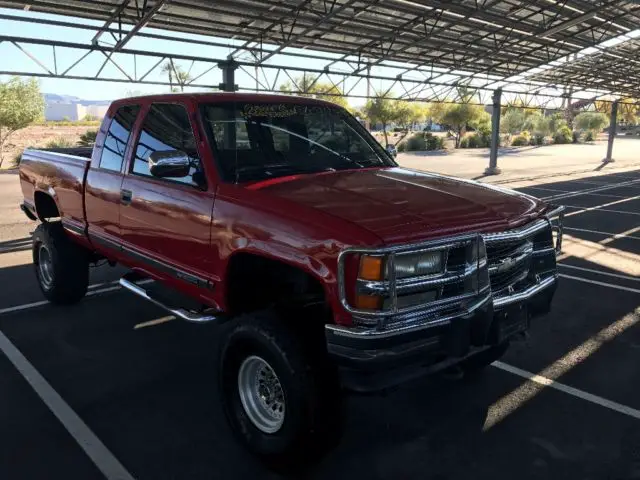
1;0;640;105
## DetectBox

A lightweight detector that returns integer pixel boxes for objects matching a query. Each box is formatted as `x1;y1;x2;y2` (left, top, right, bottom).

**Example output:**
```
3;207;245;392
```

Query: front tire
219;309;340;468
33;222;89;305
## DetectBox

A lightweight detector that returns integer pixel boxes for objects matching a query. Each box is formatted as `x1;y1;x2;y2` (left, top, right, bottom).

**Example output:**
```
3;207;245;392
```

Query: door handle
121;189;133;205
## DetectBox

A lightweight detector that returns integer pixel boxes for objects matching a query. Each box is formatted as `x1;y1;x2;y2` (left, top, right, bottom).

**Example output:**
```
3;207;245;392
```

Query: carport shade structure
1;0;639;171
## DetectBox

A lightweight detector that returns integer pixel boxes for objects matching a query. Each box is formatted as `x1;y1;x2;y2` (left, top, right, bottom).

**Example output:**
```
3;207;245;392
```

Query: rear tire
33;222;89;305
219;309;341;469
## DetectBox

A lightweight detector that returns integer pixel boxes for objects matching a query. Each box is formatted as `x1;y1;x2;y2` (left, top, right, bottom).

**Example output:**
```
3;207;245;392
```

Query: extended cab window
201;102;393;183
99;104;140;171
132;103;202;187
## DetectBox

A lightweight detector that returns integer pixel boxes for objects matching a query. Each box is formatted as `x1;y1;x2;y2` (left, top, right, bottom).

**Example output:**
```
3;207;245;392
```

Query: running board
119;275;221;324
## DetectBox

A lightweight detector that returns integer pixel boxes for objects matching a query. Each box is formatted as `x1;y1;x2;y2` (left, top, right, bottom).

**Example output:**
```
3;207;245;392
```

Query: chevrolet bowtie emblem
495;256;517;274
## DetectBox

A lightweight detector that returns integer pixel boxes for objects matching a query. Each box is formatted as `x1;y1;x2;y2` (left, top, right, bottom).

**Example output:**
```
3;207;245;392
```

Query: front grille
490;259;530;293
485;220;555;304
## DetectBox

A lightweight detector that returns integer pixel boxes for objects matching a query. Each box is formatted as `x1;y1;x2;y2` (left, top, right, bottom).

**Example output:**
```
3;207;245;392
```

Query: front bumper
326;274;557;392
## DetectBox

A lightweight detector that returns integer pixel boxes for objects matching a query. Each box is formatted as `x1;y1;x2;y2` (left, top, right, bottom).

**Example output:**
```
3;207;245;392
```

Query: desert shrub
532;134;545;146
405;133;426;151
585;130;595;142
572;130;581;143
511;135;529;146
575;112;608;133
424;132;444;150
511;130;531;146
11;151;22;167
46;137;75;148
460;132;490;148
399;132;445;151
553;126;573;144
78;129;98;146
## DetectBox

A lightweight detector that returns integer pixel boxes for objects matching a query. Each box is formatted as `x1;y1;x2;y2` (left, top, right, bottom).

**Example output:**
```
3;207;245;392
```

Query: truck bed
19;148;93;227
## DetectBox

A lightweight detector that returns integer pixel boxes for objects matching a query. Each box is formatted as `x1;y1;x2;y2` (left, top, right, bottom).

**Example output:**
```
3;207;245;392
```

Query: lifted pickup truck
19;93;564;463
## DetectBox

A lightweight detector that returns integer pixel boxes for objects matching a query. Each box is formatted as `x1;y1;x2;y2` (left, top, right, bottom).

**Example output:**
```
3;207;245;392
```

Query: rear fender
33;188;62;220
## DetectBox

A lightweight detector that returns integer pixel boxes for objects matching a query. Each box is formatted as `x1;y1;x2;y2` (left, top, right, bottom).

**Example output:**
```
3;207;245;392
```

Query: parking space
0;167;638;480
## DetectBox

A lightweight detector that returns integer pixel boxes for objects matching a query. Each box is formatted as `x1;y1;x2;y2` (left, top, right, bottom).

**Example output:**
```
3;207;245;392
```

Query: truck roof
111;92;341;109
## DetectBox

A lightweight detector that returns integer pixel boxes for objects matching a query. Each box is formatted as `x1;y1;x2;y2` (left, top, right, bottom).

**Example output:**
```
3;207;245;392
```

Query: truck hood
248;167;547;244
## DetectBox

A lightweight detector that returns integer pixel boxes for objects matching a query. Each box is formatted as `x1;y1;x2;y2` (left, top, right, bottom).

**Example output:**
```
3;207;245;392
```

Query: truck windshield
201;102;395;183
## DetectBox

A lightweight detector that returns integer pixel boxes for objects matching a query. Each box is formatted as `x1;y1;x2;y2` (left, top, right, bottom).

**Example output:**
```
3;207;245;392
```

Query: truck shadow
0;237;31;254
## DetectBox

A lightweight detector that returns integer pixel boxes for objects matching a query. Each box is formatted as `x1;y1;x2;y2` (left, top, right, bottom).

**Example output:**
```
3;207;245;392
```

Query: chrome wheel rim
237;355;285;434
38;244;54;288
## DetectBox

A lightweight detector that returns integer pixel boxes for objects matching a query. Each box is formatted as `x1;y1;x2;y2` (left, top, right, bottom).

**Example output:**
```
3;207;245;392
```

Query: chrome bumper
493;273;557;309
326;292;492;340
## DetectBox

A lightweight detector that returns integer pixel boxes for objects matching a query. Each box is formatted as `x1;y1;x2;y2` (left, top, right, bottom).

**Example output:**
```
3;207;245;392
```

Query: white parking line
543;178;640;201
560;273;640;294
562;194;640;218
0;279;152;316
134;315;175;329
522;186;572;193
564;227;640;241
558;264;640;282
492;361;640;421
566;206;640;216
524;185;629;199
0;331;136;480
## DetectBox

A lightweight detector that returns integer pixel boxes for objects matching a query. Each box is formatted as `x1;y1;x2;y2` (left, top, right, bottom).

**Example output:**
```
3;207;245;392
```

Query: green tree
393;102;429;130
575;112;609;134
279;74;348;109
363;96;400;146
439;103;489;148
0;77;45;167
161;62;191;92
548;112;568;134
426;102;447;124
500;109;525;139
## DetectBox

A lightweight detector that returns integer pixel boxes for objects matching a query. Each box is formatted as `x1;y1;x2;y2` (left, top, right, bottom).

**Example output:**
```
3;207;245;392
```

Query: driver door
119;101;216;296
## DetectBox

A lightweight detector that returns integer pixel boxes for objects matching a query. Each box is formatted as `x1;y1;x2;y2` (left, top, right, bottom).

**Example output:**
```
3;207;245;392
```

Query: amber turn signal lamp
355;294;383;310
358;255;384;281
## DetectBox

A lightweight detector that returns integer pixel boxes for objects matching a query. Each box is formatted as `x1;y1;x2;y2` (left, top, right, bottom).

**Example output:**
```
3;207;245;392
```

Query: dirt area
0;125;98;169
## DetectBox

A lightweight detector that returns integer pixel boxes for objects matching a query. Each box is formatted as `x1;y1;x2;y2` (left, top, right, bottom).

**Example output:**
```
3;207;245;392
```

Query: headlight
390;251;444;279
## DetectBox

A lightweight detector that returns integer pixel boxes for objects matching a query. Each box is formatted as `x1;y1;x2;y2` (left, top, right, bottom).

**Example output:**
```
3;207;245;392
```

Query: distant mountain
44;93;111;106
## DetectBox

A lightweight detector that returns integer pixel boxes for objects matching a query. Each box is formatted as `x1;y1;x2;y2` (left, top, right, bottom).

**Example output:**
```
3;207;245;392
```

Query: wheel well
34;192;60;220
226;253;327;315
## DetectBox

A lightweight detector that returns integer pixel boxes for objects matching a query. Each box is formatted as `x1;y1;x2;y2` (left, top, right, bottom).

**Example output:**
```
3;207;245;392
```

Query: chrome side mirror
149;150;191;178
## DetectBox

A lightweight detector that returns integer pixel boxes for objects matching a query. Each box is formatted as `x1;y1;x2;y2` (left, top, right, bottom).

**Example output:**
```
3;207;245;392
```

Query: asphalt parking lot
0;167;639;480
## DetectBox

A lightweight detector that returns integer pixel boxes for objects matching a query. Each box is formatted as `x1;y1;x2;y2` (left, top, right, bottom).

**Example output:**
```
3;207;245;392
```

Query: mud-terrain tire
32;222;89;305
219;309;341;469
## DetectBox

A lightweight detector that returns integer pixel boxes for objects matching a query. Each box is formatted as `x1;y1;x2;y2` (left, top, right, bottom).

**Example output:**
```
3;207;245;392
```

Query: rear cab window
99;104;140;172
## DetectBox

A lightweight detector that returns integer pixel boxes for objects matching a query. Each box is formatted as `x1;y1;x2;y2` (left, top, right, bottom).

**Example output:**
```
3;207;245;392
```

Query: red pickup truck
19;93;564;464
